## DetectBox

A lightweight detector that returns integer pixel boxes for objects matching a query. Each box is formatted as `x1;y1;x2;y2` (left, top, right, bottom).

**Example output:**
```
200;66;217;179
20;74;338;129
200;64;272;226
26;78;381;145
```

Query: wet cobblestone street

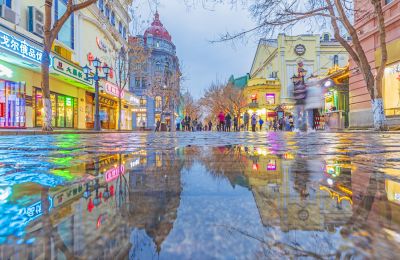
1;131;400;259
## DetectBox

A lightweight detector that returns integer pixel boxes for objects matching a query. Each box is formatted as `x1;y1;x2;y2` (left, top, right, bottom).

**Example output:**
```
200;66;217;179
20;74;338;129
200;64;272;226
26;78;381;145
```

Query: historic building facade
0;0;135;130
349;0;400;128
250;34;348;107
129;12;180;130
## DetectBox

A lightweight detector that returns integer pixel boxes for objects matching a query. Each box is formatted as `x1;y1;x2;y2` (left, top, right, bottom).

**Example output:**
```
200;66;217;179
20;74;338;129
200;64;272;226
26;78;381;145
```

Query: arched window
156;61;162;72
333;55;339;66
323;33;330;42
123;27;127;39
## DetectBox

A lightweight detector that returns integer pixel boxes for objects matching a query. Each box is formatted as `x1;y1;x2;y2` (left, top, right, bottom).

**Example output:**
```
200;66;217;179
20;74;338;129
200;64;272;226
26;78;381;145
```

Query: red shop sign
0;103;5;117
105;165;125;183
104;81;124;98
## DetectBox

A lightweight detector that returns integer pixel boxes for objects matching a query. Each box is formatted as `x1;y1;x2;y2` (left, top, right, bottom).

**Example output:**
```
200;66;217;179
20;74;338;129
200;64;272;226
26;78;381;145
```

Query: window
55;0;74;49
156;61;162;72
105;5;110;19
139;97;147;107
323;33;330;42
155;96;162;109
266;94;275;104
119;22;123;34
98;0;104;12
385;0;393;4
110;11;115;26
135;77;140;88
123;27;127;39
5;0;12;8
333;55;339;66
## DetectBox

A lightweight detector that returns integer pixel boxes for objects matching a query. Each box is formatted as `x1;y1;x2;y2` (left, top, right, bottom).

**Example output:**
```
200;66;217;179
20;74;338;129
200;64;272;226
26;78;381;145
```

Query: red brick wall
349;0;400;127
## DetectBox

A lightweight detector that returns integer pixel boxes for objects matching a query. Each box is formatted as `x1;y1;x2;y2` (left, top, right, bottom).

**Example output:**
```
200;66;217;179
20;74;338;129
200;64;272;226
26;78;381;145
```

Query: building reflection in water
0;149;184;259
1;145;400;258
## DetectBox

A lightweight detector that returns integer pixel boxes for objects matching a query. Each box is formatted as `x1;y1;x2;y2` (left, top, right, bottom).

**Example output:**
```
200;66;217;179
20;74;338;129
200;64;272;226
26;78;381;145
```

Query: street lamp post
83;58;110;131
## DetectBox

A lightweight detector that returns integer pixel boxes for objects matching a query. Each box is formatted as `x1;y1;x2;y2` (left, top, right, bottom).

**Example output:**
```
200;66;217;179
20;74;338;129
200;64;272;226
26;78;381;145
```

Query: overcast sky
130;0;258;99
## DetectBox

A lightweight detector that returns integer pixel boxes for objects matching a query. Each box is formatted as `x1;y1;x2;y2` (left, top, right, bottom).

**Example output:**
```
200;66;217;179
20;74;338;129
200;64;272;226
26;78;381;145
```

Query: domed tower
130;11;180;130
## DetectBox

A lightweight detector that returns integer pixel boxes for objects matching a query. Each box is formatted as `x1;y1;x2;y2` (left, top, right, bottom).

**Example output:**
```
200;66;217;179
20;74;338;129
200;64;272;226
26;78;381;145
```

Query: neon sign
0;64;13;78
105;165;125;182
19;197;53;225
0;29;45;64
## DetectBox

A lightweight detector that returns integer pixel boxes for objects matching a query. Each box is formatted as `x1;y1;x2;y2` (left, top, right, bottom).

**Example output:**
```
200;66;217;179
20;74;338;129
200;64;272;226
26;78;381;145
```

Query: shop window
155;96;162;109
34;88;75;128
266;93;275;104
55;0;74;49
156;61;162;72
0;80;26;128
251;94;257;103
136;113;146;128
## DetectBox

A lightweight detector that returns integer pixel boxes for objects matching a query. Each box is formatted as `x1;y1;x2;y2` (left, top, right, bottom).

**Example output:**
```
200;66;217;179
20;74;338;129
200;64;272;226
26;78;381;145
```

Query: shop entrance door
0;80;26;128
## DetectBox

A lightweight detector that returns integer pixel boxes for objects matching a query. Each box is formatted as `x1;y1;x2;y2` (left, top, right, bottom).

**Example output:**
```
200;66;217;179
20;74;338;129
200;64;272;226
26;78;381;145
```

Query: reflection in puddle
1;144;400;259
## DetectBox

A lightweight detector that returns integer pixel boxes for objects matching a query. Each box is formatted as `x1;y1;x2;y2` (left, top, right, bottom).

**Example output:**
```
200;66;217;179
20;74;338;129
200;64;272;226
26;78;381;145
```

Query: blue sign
19;197;53;225
0;29;45;64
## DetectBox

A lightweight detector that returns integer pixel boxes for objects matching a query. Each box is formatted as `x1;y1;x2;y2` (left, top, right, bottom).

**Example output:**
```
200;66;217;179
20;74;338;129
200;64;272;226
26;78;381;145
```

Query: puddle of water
1;137;400;259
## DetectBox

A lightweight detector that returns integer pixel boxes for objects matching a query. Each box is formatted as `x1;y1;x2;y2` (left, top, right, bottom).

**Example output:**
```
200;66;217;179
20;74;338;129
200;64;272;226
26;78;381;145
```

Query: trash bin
326;110;344;131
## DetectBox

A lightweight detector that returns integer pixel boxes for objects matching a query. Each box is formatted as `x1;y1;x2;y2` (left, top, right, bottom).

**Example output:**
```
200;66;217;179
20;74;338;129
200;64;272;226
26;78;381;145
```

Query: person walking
155;120;161;132
251;113;257;132
289;116;294;131
192;118;198;132
184;115;191;131
305;76;323;133
243;111;250;131
233;115;239;132
218;111;225;132
175;116;181;131
208;120;213;131
259;117;264;131
273;118;277;131
225;113;232;132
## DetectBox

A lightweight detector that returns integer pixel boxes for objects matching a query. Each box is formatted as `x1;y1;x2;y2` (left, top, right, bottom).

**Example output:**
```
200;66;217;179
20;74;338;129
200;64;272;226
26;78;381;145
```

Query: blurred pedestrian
208;120;213;131
305;76;323;133
225;113;232;132
251;113;257;132
218;111;225;132
233;115;239;132
259;117;264;131
175;116;181;131
244;111;250;131
155;120;161;132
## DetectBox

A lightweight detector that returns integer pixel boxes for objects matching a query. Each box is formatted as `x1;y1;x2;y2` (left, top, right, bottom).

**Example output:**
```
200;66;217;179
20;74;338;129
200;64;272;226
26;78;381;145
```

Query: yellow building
0;0;135;130
242;78;281;122
250;34;348;107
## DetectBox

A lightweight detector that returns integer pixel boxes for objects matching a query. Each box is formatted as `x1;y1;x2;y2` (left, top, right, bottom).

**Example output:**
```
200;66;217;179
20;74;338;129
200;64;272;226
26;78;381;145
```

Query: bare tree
111;47;130;131
182;91;201;120
42;0;97;131
203;0;389;130
200;81;246;122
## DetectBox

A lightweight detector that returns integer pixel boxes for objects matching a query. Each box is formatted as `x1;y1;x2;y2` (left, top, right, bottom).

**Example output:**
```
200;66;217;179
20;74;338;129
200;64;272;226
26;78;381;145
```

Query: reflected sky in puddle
1;133;400;259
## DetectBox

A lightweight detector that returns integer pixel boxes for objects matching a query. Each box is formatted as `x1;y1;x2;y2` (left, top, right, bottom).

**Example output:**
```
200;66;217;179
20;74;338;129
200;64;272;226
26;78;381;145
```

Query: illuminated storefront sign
0;29;44;64
53;56;93;85
130;159;140;168
267;160;277;171
52;183;85;208
19;197;53;224
103;81;124;98
96;37;108;53
105;165;125;183
0;64;13;78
